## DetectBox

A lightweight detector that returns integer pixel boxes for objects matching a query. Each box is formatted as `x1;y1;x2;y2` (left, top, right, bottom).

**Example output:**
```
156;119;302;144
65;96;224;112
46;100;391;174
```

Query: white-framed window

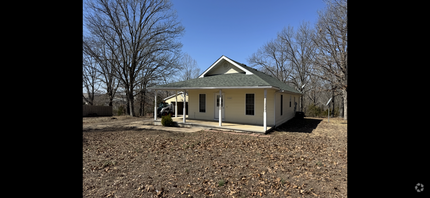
199;94;206;112
245;93;255;115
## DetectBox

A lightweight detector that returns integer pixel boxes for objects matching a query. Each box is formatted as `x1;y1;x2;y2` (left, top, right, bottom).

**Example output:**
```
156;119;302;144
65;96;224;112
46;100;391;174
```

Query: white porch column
264;89;267;132
219;89;222;126
183;90;186;123
175;91;178;118
154;90;157;120
274;92;276;126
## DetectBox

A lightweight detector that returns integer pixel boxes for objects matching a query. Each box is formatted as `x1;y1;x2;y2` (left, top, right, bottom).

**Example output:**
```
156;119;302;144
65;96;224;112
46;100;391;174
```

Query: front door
214;93;225;120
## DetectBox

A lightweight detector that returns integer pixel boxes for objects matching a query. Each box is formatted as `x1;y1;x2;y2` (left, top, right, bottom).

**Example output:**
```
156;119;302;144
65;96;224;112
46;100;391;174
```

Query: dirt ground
83;116;347;197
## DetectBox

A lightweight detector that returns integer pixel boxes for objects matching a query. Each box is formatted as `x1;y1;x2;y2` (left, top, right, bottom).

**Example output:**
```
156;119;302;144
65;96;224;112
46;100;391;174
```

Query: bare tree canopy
312;0;347;119
83;36;120;106
248;21;316;111
179;53;200;81
247;37;291;84
83;46;102;106
247;0;346;118
84;0;184;116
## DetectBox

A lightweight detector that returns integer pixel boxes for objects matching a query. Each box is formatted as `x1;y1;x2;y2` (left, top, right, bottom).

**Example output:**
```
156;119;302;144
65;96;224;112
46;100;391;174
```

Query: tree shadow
267;117;323;134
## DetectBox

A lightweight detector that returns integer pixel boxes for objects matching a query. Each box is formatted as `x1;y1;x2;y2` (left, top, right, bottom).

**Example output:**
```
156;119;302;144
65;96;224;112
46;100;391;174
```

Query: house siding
205;60;243;76
187;89;275;126
275;93;301;126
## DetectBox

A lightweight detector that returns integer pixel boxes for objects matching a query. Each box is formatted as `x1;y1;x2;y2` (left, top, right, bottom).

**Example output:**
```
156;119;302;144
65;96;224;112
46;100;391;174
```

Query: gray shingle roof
150;56;301;95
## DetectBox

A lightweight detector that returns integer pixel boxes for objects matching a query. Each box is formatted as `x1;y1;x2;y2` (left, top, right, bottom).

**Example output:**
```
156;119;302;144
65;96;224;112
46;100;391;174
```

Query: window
289;95;291;107
199;94;206;112
280;95;283;115
245;94;254;115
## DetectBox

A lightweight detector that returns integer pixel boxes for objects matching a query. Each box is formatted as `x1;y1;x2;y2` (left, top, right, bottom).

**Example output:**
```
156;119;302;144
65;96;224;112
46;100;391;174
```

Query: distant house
148;55;302;132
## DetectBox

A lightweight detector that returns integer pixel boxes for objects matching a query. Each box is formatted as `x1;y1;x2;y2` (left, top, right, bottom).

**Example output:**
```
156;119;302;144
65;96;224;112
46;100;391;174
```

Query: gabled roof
199;55;253;77
149;56;302;95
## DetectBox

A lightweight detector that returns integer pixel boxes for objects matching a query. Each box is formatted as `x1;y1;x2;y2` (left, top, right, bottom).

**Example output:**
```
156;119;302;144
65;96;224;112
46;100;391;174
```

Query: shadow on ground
267;117;323;134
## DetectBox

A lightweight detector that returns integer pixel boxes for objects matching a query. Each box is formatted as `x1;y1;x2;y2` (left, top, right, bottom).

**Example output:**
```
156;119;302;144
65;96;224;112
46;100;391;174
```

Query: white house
148;55;302;132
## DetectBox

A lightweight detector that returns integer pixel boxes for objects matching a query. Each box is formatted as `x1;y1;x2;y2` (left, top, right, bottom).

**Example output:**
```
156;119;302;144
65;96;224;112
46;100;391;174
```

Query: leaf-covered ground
83;117;347;197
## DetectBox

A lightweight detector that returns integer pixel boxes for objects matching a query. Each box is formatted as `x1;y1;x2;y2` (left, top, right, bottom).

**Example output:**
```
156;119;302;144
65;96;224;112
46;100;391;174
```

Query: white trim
154;90;157;120
198;93;206;113
219;90;222;126
244;93;255;116
264;89;267;132
183;90;186;123
274;92;276;126
275;90;303;95
175;91;178;118
199;55;253;78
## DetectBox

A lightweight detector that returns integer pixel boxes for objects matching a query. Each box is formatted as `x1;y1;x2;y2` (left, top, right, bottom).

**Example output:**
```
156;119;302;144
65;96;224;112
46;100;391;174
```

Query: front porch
154;115;274;134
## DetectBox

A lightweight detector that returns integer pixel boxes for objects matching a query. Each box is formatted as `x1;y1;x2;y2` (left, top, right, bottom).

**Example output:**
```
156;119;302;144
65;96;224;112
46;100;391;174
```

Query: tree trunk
342;89;347;120
126;98;130;115
139;88;145;116
142;91;146;115
340;95;344;118
331;89;335;117
129;93;135;117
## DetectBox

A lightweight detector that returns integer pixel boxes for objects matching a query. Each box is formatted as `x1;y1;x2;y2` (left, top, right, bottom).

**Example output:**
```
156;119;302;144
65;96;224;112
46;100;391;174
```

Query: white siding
205;60;244;76
275;93;301;126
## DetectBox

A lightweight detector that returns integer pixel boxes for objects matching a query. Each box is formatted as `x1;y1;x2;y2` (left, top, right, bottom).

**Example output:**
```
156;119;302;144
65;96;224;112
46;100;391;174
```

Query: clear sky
171;0;327;73
83;0;328;94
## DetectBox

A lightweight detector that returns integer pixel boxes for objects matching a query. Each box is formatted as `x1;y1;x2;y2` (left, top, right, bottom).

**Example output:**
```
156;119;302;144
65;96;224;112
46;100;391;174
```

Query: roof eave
148;86;278;90
276;89;303;95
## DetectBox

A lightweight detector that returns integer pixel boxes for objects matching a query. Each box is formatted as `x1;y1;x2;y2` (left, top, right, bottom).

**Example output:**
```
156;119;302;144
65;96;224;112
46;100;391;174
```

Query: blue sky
171;0;327;73
84;0;328;93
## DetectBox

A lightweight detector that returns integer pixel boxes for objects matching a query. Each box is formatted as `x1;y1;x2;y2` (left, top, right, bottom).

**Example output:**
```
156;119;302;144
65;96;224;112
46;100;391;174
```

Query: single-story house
148;55;302;132
164;92;188;115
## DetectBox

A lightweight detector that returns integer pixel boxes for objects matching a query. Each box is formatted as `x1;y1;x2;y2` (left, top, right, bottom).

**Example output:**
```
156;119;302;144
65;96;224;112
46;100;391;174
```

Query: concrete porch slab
152;115;273;134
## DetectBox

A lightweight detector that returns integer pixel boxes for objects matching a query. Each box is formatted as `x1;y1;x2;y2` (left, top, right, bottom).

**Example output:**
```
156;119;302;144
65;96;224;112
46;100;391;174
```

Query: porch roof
149;73;302;94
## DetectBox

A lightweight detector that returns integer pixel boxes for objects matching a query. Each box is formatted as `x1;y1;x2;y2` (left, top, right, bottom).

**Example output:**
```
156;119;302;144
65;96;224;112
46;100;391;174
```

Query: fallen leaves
83;118;347;198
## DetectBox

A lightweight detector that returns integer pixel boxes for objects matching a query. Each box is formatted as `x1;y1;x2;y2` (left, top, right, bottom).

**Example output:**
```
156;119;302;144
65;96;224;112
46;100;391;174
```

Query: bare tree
277;21;316;111
312;0;347;119
247;37;292;83
83;36;120;107
248;22;316;112
83;48;102;106
179;53;200;81
84;0;184;116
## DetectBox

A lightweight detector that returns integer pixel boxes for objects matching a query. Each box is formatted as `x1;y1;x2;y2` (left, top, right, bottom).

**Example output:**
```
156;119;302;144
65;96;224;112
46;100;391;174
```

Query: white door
214;94;225;120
